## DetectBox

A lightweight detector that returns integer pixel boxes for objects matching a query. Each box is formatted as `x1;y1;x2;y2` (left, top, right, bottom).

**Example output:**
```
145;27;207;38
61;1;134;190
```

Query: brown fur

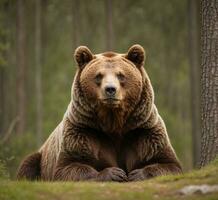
17;44;182;182
102;52;117;58
17;152;41;180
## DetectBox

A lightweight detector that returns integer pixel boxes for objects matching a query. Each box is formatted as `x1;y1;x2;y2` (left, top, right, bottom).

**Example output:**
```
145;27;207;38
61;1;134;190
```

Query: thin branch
0;117;19;144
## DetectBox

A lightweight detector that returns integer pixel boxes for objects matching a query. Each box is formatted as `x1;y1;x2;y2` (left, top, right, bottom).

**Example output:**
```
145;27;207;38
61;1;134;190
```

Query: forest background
0;0;200;178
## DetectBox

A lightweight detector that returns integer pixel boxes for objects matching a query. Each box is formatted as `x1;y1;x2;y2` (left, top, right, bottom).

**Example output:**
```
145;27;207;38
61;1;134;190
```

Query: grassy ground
0;160;218;200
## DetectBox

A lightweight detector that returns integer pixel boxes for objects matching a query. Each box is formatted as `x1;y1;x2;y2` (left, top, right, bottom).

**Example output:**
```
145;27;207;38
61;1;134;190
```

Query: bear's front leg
59;119;127;182
53;152;127;182
128;145;182;181
128;162;182;181
96;167;128;182
53;162;98;181
54;165;127;182
53;152;98;181
126;118;182;182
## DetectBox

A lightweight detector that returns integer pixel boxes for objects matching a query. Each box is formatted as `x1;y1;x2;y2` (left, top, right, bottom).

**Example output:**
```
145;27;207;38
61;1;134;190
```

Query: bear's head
72;45;154;134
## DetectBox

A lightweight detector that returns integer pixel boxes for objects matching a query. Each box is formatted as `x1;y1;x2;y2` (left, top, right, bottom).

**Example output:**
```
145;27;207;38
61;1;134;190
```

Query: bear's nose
105;85;116;96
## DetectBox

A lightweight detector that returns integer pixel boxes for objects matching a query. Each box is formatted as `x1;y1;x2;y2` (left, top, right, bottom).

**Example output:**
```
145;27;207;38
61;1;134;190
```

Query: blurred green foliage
0;159;9;180
0;0;192;178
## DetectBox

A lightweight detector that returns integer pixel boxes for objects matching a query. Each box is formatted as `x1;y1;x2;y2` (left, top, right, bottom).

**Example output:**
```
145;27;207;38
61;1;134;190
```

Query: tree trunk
0;2;6;135
188;0;201;167
105;0;114;51
0;59;5;136
200;0;218;167
72;0;80;49
16;0;27;135
35;0;43;145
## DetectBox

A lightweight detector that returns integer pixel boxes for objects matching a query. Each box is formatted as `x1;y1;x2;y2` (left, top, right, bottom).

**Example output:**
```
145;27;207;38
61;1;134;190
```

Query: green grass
0;160;218;200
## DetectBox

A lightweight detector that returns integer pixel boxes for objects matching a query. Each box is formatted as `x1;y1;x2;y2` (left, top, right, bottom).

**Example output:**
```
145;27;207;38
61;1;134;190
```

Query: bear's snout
105;85;117;97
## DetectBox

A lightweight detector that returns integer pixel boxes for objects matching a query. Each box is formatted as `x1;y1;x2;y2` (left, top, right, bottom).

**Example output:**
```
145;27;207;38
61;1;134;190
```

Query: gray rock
178;184;218;195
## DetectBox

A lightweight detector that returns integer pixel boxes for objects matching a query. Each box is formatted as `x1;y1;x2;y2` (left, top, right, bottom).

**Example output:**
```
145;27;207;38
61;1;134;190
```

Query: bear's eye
95;73;103;85
117;73;125;82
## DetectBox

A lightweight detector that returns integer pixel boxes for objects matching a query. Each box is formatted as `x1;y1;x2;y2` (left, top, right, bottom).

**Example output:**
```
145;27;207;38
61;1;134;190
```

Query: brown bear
17;45;182;182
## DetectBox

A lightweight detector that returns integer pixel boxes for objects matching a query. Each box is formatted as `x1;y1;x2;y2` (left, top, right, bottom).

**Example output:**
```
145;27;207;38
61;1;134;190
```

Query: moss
0;159;218;200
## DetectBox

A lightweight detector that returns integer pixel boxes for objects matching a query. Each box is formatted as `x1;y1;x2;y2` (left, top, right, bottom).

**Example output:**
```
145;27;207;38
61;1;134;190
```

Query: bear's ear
74;46;93;69
125;44;145;68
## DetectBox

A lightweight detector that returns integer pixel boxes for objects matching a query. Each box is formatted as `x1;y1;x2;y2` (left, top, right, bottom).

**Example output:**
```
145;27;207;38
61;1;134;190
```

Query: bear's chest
66;130;150;173
95;132;141;172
